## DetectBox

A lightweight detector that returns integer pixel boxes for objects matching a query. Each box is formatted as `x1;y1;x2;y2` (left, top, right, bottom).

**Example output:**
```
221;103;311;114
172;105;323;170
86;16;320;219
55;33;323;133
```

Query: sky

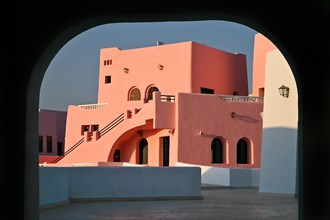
39;20;258;111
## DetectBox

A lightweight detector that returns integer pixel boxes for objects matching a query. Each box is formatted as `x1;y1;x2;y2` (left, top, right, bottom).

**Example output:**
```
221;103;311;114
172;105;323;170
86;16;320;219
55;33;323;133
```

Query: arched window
147;86;159;100
139;138;148;164
129;87;141;101
211;138;223;163
237;139;248;164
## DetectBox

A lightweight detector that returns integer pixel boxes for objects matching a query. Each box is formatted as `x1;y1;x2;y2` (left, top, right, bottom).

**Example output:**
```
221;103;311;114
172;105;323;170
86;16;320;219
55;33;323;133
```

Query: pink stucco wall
191;43;248;96
177;93;263;168
251;33;277;96
98;42;192;104
57;41;263;168
59;92;176;165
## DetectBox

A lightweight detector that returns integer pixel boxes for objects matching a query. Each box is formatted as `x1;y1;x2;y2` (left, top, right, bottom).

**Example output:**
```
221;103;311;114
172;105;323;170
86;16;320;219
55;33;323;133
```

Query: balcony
219;95;263;103
78;103;108;110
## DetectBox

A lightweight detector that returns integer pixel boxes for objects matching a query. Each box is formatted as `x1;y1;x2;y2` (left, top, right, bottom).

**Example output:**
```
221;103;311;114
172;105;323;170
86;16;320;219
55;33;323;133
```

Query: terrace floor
40;186;298;220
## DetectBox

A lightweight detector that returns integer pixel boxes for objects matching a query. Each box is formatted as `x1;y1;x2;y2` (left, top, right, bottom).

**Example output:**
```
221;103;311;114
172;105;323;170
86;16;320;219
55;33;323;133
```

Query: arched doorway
139;138;148;164
237;138;248;164
211;138;223;163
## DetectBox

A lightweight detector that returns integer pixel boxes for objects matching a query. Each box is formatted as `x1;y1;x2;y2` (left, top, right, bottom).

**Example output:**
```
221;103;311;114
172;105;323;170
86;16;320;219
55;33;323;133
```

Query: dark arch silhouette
139;138;148;164
211;138;223;163
236;139;248;164
147;86;159;100
19;2;330;219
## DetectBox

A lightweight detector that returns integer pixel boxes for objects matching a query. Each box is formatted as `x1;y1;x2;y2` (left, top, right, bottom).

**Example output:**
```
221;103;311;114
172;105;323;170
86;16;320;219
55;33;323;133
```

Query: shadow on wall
260;127;298;196
236;114;260;123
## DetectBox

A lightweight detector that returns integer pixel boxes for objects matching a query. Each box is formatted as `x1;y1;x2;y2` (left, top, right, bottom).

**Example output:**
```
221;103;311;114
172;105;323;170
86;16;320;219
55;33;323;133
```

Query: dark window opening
139;138;148;164
147;86;159;100
46;136;52;153
259;88;265;97
81;125;90;135
57;142;64;156
114;149;120;162
127;110;132;119
162;136;170;166
105;75;111;83
201;87;214;94
104;59;112;65
92;124;99;131
237;139;248;164
39;136;43;153
211;138;223;163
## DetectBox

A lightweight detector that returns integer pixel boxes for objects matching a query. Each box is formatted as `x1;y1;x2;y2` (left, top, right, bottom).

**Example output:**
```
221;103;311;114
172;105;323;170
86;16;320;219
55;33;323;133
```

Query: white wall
39;167;70;208
176;162;259;187
259;50;298;196
39;166;201;208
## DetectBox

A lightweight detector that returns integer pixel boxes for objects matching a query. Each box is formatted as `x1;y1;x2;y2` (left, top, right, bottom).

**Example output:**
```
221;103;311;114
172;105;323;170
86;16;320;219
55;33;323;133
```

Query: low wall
39;167;70;209
176;162;259;187
39;166;202;208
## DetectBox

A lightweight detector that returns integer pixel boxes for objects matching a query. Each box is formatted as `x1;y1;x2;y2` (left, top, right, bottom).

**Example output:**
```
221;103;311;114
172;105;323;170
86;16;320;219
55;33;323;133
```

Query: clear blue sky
39;20;258;111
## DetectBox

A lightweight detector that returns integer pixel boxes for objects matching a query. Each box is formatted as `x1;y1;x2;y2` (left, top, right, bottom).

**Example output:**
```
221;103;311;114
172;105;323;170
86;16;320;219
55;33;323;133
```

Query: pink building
38;109;67;163
52;41;263;168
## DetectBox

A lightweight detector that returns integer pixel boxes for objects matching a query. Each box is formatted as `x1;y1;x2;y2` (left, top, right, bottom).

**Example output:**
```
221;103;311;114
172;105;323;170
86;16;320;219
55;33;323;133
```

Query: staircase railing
99;113;125;138
52;138;84;163
52;112;125;163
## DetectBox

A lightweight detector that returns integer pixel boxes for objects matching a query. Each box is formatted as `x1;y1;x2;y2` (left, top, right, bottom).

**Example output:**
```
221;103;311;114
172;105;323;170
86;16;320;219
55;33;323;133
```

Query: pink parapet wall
251;33;277;97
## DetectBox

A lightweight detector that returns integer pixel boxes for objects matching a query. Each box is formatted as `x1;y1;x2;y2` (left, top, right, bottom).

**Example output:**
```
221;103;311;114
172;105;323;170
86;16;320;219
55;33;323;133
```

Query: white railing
161;95;175;102
219;95;263;103
78;103;108;109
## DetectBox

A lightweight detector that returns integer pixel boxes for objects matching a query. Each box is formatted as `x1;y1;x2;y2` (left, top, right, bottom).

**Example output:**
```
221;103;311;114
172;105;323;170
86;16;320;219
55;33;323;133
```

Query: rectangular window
57;142;64;156
47;136;52;153
201;87;214;94
81;125;90;135
39;136;43;153
105;75;111;83
259;87;265;97
92;124;99;131
104;59;112;65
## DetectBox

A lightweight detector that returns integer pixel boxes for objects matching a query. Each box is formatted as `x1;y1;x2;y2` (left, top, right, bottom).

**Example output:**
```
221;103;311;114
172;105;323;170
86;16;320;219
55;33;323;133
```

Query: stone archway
21;2;330;219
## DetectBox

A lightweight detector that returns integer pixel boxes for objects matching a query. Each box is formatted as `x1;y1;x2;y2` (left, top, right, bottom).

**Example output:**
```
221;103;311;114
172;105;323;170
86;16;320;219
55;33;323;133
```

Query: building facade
51;41;263;168
38;109;67;163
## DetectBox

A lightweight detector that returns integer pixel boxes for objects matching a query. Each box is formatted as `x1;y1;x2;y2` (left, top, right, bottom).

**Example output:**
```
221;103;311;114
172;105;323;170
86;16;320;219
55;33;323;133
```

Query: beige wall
259;49;298;195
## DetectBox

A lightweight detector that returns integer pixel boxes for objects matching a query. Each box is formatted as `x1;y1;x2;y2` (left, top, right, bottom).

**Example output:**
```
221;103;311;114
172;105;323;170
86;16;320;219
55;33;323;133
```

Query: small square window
105;75;111;83
81;125;90;135
92;124;99;131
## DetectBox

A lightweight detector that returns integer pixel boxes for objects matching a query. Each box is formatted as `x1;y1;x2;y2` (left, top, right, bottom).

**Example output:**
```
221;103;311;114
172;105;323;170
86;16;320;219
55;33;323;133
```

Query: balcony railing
219;95;263;103
161;95;175;102
78;103;108;109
